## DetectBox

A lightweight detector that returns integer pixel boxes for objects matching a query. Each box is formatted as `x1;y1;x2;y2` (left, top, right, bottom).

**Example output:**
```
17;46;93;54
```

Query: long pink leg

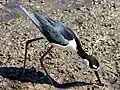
22;37;44;75
39;45;54;85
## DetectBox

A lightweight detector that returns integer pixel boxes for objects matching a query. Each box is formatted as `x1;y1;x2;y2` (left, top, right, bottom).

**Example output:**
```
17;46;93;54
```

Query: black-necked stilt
19;5;102;85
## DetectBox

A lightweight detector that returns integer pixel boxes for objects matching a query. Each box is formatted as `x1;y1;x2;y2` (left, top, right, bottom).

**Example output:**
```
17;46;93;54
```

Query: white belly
53;39;77;52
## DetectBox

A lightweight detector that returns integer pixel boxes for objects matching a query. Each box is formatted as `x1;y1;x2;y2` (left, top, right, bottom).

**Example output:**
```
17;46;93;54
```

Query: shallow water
0;1;21;21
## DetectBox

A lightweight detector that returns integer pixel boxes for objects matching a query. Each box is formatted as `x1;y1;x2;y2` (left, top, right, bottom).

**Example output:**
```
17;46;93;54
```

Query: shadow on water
0;67;91;89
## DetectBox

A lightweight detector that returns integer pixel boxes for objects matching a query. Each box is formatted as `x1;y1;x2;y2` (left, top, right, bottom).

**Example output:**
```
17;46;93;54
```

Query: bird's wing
19;5;69;46
45;17;78;44
19;5;42;29
46;17;78;40
41;23;69;46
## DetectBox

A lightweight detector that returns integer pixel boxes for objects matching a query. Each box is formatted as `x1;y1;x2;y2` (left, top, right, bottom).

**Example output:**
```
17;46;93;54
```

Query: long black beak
94;71;103;86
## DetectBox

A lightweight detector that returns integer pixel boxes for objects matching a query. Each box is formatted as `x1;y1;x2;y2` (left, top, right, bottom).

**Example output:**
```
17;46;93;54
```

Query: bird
19;5;102;85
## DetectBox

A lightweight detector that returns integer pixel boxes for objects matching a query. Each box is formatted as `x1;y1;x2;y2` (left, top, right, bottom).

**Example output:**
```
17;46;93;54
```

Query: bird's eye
83;59;89;66
93;65;98;69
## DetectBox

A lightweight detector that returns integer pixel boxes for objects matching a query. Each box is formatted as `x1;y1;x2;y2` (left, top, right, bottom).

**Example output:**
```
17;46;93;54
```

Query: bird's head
84;55;100;70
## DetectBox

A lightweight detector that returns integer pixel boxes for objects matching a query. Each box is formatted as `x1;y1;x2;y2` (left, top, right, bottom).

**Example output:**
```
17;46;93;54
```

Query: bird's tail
19;5;46;31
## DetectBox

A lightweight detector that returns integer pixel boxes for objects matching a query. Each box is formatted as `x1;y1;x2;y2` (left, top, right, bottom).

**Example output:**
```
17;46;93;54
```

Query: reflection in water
5;2;20;10
0;15;16;20
0;0;85;21
0;2;20;21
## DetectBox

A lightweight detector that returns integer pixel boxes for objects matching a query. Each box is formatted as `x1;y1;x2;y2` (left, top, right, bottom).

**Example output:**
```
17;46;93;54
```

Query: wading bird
19;5;102;85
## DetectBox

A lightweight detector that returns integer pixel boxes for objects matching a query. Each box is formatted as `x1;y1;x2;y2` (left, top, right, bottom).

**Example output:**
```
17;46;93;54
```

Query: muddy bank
0;0;120;90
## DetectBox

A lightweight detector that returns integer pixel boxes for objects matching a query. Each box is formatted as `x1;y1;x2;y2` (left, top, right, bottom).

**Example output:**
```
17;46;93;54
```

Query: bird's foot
96;79;104;86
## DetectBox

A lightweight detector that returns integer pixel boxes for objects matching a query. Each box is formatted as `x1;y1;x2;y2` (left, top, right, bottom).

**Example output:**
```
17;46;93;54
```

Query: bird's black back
33;12;78;46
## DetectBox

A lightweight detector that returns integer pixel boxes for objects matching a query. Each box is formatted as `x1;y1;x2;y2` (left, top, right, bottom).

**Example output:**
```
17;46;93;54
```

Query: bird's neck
75;38;89;60
77;48;89;59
